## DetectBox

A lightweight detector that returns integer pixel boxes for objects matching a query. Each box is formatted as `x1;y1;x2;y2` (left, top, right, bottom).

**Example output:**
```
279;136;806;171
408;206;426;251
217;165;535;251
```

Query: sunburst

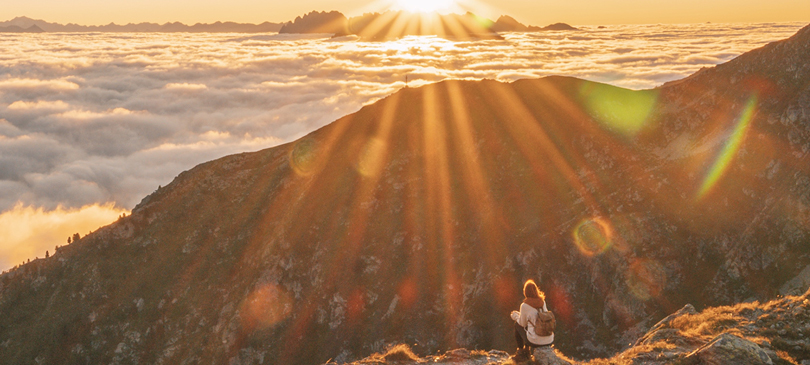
395;0;457;13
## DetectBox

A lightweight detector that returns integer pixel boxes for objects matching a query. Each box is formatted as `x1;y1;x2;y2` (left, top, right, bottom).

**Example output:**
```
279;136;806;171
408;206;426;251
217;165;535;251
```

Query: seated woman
510;279;554;362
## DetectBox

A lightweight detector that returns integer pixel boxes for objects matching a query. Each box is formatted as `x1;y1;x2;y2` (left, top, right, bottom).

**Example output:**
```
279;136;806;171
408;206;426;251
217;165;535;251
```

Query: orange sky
2;0;808;26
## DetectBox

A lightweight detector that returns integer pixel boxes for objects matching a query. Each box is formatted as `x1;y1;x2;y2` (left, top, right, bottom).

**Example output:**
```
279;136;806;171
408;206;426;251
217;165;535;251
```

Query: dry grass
378;344;422;362
669;305;753;340
552;349;579;365
582;341;678;365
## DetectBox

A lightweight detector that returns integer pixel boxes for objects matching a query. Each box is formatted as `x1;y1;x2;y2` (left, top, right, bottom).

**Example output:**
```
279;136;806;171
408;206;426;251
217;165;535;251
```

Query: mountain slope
1;24;809;365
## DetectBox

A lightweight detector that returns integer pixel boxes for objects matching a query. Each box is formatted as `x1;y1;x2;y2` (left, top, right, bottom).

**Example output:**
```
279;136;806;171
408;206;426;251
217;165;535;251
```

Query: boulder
686;333;773;365
532;347;572;365
635;304;697;346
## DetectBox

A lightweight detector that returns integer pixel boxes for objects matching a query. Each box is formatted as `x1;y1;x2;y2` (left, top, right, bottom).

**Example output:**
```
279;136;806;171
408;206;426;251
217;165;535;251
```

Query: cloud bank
0;203;127;271
0;22;805;269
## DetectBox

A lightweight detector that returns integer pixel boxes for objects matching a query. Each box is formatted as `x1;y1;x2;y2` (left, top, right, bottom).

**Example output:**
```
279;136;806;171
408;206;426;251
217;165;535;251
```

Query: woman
510;279;554;362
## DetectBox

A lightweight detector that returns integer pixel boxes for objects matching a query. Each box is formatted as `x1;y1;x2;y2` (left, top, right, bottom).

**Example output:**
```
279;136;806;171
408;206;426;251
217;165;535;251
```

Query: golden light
239;284;293;331
0;203;128;271
395;0;456;13
625;259;667;301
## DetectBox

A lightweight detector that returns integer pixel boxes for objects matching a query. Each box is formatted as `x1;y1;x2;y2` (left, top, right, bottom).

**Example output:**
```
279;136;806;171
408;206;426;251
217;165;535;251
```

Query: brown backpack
532;308;556;336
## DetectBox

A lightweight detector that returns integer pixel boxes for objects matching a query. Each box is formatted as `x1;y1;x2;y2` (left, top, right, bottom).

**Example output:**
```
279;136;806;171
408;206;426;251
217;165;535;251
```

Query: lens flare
398;278;418;310
289;138;318;175
356;138;387;177
573;217;613;256
239;284;293;331
493;274;518;311
545;283;573;324
625;259;667;301
697;95;758;199
580;83;658;136
347;288;367;324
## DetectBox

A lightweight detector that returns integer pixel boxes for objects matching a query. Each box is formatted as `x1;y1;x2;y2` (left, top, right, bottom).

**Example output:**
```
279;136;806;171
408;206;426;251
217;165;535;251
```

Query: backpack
532;307;556;337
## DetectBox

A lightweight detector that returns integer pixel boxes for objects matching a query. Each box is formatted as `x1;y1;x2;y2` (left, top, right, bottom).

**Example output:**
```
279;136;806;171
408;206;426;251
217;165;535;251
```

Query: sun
395;0;457;13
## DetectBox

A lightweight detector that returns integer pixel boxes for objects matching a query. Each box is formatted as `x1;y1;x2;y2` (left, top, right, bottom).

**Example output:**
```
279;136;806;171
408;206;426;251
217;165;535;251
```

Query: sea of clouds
0;22;806;269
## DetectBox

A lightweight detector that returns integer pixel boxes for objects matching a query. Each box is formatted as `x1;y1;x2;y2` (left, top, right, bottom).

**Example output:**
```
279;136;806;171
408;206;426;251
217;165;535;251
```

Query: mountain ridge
0;16;284;33
0;12;577;37
278;10;578;39
1;22;809;365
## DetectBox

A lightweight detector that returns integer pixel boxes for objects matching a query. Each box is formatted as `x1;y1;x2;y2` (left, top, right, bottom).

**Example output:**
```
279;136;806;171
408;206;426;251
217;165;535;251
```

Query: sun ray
386;11;416;39
395;0;456;13
486;83;602;217
421;84;462;346
523;81;651;202
226;106;370;358
439;11;471;39
429;12;450;38
353;9;400;40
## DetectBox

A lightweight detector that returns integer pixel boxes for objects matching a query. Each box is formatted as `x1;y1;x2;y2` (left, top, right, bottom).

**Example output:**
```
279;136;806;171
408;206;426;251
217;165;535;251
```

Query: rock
445;348;471;358
635;304;697;346
686;333;773;365
532;346;572;365
487;349;509;357
781;266;810;296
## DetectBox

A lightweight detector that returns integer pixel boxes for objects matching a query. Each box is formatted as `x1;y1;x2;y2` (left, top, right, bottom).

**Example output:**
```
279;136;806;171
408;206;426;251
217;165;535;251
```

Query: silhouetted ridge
0;16;283;32
278;10;350;36
539;22;578;31
0;24;44;33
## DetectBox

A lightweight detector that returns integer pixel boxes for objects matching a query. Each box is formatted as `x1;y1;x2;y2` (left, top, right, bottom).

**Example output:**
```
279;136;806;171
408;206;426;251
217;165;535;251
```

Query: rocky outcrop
685;333;772;365
598;288;810;365
634;304;697;346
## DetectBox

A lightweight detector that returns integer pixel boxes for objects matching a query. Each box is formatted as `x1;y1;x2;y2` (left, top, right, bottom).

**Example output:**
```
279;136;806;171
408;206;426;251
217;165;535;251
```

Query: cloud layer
0;22;805;268
0;203;127;271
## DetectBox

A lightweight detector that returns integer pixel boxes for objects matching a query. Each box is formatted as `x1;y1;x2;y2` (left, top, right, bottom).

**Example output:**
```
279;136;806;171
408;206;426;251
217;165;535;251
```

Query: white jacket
511;301;554;345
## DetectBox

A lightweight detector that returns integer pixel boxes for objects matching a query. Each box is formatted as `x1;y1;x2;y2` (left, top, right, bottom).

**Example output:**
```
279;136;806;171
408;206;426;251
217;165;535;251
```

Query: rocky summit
1;23;810;365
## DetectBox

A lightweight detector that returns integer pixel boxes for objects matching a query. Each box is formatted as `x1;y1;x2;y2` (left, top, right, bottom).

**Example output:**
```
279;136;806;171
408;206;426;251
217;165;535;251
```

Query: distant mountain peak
0;16;284;33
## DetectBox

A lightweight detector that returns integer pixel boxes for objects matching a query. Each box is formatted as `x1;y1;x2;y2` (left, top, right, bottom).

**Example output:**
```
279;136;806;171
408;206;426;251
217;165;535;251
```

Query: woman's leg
514;322;528;349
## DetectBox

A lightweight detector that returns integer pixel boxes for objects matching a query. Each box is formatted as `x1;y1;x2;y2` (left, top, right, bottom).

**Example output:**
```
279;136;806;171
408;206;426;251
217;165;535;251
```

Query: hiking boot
510;347;531;363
